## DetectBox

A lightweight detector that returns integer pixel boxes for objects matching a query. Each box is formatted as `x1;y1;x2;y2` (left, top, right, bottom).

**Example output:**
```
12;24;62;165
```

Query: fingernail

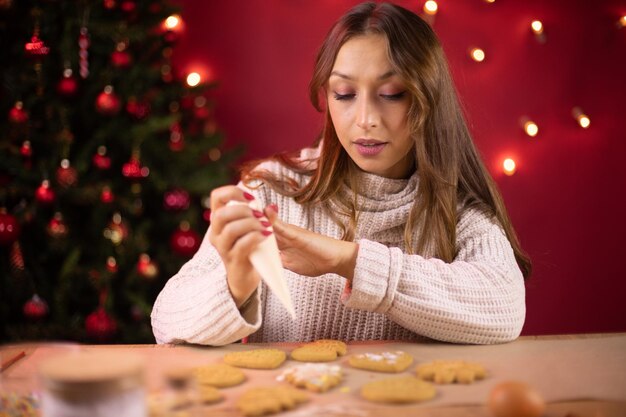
268;204;278;213
261;230;273;236
260;220;271;227
243;192;255;201
252;210;264;218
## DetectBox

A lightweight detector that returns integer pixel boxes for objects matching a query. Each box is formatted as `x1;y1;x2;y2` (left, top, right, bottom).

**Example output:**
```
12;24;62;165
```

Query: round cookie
197;385;223;404
310;339;347;356
291;345;338;362
416;360;487;384
348;350;413;372
223;348;286;369
278;363;342;392
361;376;436;403
194;363;246;388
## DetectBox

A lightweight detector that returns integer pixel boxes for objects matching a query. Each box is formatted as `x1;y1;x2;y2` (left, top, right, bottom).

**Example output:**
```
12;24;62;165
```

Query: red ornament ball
8;101;28;123
120;0;136;13
95;86;121;115
111;50;132;68
122;157;149;178
57;70;79;97
93;146;112;170
56;160;78;188
103;0;116;9
163;188;190;211
101;186;115;203
0;210;20;246
125;97;150;119
47;212;68;238
35;180;55;205
137;254;159;279
23;294;49;320
85;307;118;341
170;223;201;257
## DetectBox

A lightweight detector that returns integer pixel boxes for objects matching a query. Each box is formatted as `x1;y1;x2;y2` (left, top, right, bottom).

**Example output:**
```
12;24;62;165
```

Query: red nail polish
243;192;255;200
269;204;278;213
260;220;271;227
252;210;264;218
261;230;273;236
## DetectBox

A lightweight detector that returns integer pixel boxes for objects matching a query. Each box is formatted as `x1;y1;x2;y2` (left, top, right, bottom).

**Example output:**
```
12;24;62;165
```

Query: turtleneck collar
338;169;419;213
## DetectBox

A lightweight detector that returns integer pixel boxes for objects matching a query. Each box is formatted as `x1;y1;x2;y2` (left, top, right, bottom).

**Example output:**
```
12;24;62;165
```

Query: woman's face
327;34;414;179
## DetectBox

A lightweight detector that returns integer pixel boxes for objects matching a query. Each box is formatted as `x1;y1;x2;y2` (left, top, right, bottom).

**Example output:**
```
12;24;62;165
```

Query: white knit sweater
151;153;525;346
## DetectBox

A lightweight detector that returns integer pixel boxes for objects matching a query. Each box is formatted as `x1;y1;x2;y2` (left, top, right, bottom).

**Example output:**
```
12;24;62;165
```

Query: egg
488;381;546;417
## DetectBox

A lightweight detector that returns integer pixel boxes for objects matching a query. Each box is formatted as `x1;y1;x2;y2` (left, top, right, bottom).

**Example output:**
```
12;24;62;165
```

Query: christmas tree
0;0;238;343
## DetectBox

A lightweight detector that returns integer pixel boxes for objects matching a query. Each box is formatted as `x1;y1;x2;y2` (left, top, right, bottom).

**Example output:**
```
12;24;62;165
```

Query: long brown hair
242;2;531;278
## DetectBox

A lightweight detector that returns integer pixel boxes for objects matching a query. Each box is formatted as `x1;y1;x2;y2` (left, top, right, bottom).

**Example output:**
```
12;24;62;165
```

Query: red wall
174;1;626;336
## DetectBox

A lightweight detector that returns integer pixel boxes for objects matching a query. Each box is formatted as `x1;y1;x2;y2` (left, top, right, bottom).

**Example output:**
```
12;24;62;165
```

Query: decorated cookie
348;350;413;372
223;348;287;369
236;386;309;416
194;363;246;388
361;376;436;403
416;360;487;384
277;363;342;392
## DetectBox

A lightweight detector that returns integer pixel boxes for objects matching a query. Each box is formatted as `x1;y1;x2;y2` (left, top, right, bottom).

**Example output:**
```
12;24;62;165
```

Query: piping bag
227;199;296;319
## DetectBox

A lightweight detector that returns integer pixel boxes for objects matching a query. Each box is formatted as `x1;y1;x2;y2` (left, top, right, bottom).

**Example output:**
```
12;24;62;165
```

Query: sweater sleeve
343;208;526;345
150;233;263;345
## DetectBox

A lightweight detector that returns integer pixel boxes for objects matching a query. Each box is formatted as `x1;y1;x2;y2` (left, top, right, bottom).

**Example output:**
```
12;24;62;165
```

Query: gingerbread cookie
236;386;308;416
223;348;286;369
361;376;436;403
348;350;413;372
194;363;246;388
277;363;342;392
416;360;487;384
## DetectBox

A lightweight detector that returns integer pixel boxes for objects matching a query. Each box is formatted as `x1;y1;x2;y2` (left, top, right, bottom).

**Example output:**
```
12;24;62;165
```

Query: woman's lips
353;139;387;156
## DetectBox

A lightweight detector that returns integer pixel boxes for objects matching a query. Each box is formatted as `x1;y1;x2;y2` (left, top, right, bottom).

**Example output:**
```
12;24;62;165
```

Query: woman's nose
356;96;380;130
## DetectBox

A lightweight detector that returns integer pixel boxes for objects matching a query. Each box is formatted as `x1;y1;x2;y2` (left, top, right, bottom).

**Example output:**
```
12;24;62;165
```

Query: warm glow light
164;15;181;30
619;15;626;28
572;107;591;128
531;20;544;34
423;1;438;15
470;48;485;62
186;72;201;87
524;121;539;137
503;158;517;176
485;0;496;3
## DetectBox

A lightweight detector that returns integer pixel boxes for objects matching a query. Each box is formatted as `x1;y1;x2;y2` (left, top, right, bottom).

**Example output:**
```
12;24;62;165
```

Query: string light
503;158;517;176
469;48;486;62
520;117;539;137
572;107;590;128
186;72;201;87
531;20;546;43
484;0;496;3
423;1;438;15
164;15;182;31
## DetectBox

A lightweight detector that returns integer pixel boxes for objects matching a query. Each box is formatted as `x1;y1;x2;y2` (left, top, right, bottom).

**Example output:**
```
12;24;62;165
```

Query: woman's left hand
265;205;358;280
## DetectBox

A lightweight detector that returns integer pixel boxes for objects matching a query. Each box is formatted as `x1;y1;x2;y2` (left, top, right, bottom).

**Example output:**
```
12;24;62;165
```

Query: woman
151;2;531;346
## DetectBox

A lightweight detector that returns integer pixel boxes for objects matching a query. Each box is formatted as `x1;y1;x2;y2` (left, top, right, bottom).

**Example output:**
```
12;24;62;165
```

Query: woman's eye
333;92;355;101
380;92;406;101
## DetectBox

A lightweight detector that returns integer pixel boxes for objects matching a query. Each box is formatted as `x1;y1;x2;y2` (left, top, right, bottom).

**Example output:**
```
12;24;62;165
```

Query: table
1;333;625;416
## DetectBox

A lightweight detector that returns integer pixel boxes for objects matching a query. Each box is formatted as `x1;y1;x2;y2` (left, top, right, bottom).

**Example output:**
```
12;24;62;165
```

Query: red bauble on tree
23;294;49;320
85;307;118;341
125;96;150;119
111;43;132;68
122;155;149;179
100;185;115;203
8;101;28;124
95;85;121;115
163;188;190;211
92;146;112;170
103;0;116;10
137;253;159;279
56;159;78;188
56;69;79;97
170;221;201;257
0;209;20;246
47;212;69;239
120;0;136;13
35;180;55;205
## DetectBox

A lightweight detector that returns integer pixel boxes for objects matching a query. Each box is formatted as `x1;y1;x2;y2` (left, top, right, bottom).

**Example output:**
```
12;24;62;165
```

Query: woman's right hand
208;185;272;307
